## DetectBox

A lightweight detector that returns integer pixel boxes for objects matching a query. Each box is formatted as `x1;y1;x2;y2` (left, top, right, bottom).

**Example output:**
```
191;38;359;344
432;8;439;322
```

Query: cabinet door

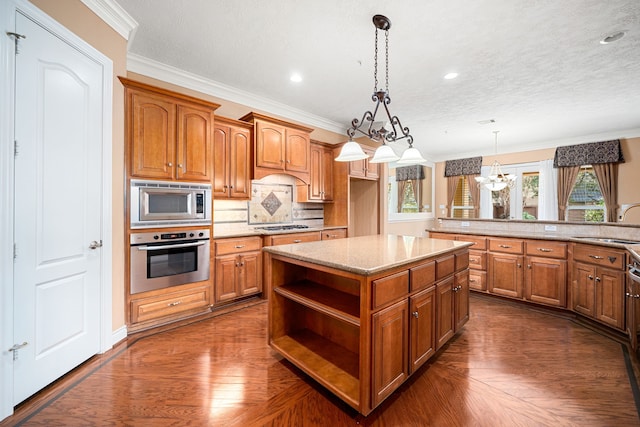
214;254;239;303
256;121;285;169
129;90;176;179
176;104;213;182
238;251;262;296
349;157;367;178
572;262;596;317
229;125;251;199
454;270;469;331
488;253;523;298
321;146;334;200
409;287;435;373
213;124;230;197
372;299;408;407
285;128;310;174
365;156;379;179
525;257;567;307
308;144;323;200
435;276;455;350
596;267;624;330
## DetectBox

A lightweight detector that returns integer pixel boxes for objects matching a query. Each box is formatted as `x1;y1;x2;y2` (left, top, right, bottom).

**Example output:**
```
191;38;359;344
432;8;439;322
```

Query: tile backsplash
214;176;324;235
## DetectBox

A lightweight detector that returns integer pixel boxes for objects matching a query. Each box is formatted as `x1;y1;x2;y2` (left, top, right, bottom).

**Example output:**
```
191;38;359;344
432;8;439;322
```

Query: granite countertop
262;234;473;276
428;227;640;249
214;225;346;239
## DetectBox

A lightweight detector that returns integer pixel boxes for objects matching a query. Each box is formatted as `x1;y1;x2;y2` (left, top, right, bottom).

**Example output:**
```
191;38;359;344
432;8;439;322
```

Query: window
451;176;474;218
388;163;435;221
566;165;605;222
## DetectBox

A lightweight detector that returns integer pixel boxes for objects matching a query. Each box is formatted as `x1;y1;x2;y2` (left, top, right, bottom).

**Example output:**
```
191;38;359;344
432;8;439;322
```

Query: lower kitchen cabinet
435;276;455;350
263;231;321;246
525;256;567;307
488;252;524;298
454;270;470;331
321;228;347;240
214;236;262;304
409;286;436;372
130;283;212;328
372;299;409;407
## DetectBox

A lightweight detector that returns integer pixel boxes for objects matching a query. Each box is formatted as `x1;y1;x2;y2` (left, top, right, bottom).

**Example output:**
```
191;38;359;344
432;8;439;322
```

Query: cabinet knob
178;163;183;169
588;275;594;280
223;185;227;193
168;162;173;167
412;311;419;318
527;264;531;269
517;264;522;268
595;276;601;282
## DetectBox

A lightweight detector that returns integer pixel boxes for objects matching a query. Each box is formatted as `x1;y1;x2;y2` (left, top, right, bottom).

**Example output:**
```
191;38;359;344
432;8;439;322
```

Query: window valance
553;139;624;167
396;165;425;181
444;156;482;177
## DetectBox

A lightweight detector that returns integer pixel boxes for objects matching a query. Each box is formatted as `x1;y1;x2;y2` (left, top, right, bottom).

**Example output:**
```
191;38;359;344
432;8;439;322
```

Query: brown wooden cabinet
372;299;408;407
213;117;252;199
263;231;321;246
321;228;347;240
454;270;470;331
572;243;626;330
435;276;455;350
409;286;436;373
349;146;379;180
214;236;262;304
488;237;525;298
240;112;313;183
303;141;334;202
121;78;219;182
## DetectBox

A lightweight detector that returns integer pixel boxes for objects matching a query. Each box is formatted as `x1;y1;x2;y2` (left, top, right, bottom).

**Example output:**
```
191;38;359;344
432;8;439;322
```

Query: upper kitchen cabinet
240;112;313;183
349;146;379;180
213;116;252;199
298;140;334;202
120;77;220;182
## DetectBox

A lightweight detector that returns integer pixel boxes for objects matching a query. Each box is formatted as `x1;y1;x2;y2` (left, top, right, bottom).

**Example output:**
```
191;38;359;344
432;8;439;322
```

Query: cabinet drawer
469;270;487;291
321;228;347;240
131;285;211;324
489;238;524;254
215;236;262;255
436;255;455;280
468;250;487;270
372;271;409;309
410;260;436;292
457;235;487;250
525;240;567;259
429;232;457;241
573;244;625;270
455;251;469;272
266;231;321;246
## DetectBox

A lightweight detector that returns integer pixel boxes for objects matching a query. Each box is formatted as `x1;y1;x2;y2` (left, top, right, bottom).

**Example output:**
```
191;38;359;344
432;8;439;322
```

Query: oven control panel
130;228;210;245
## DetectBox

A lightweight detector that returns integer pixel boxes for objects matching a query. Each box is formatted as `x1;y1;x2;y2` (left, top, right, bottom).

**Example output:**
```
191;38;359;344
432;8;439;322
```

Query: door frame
0;0;113;420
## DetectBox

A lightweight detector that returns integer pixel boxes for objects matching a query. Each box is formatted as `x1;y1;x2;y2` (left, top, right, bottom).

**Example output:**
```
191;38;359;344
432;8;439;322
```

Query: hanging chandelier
335;14;427;165
475;131;517;191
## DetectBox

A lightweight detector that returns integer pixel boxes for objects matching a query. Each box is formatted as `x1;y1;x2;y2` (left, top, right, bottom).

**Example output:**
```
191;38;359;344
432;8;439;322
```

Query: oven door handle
136;241;207;251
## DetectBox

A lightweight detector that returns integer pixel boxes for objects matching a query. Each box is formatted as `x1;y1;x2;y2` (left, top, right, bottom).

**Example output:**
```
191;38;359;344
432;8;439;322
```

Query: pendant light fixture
335;15;426;165
475;131;517;191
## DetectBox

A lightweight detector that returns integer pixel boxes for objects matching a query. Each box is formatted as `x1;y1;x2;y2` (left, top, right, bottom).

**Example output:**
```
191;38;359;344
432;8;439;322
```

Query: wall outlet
461;221;470;227
544;225;557;232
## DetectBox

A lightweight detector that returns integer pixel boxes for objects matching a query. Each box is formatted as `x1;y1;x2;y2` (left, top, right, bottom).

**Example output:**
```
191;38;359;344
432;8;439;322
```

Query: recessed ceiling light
600;31;626;44
477;119;496;125
444;72;458;80
290;73;303;83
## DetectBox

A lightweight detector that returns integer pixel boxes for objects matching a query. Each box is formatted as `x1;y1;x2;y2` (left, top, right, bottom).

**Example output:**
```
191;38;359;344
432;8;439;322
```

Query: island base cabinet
435;276;455;350
409;286;436;373
372;299;408;407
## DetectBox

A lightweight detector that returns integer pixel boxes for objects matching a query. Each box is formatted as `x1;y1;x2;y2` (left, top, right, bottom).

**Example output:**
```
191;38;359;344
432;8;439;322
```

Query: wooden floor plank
2;296;639;426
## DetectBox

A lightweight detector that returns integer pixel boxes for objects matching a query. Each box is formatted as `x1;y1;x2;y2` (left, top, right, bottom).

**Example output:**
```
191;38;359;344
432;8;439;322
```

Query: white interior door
12;11;103;404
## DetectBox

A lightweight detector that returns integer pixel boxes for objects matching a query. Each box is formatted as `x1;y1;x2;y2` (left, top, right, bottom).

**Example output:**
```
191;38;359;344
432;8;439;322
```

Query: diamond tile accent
261;191;282;216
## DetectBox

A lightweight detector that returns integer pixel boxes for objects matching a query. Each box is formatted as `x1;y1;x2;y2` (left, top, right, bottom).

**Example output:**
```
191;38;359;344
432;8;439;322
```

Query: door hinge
13;243;17;261
6;32;26;54
14;140;19;157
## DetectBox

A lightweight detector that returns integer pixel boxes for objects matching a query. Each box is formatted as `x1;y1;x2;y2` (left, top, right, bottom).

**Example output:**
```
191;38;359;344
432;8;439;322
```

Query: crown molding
80;0;138;42
126;53;346;135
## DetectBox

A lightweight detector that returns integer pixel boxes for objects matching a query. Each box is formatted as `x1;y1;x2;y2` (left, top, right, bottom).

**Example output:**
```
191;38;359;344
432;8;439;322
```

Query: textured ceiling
116;0;640;161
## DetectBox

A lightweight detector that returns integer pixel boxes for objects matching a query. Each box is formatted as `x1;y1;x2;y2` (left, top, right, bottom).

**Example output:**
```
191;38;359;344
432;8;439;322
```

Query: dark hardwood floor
2;295;639;426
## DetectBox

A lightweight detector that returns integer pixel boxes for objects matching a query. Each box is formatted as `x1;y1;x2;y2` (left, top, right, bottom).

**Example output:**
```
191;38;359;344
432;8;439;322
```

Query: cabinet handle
229;185;233;189
537;248;552;252
234;245;245;249
627;292;640;299
223;185;227;193
293;239;302;243
517;264;522;268
178;163;183;169
589;255;604;260
527;264;531;269
588;275;594;280
167;301;182;307
412;311;419;318
167;162;173;167
240;261;244;267
595;276;601;282
499;244;512;248
470;257;479;263
469;278;477;283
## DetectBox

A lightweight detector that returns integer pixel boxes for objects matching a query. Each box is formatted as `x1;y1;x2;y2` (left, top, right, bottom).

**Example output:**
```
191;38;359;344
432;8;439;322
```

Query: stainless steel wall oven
130;228;210;294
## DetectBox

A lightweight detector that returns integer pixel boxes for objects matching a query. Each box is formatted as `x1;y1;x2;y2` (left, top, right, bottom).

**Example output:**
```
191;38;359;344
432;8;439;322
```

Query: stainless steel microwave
130;180;212;228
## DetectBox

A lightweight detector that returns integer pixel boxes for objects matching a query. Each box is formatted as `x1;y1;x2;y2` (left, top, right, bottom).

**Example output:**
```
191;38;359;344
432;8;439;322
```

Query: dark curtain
592;163;619;222
557;166;580;221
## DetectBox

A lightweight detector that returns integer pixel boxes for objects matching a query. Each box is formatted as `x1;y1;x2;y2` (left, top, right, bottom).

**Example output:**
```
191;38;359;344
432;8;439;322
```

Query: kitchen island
263;234;472;415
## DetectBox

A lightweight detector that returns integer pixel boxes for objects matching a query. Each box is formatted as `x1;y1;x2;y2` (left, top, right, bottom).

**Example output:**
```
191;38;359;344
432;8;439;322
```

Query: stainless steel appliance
626;260;640;356
130;180;212;228
130;228;210;294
